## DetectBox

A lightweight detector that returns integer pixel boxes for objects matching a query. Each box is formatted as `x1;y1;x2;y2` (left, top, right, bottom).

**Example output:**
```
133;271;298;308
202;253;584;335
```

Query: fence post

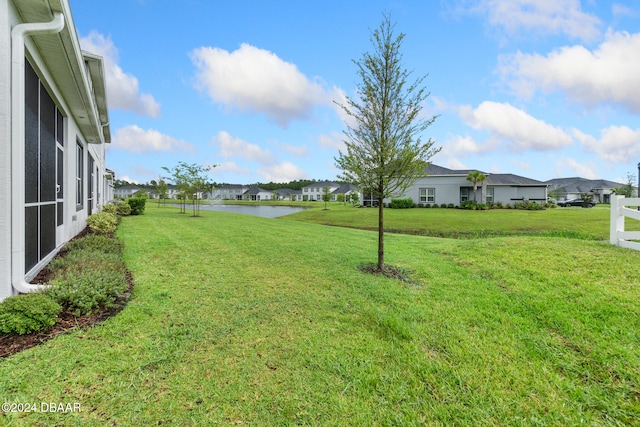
610;195;623;245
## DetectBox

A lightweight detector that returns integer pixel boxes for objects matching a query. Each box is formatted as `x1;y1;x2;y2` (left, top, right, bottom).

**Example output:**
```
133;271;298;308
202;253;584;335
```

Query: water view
197;204;305;218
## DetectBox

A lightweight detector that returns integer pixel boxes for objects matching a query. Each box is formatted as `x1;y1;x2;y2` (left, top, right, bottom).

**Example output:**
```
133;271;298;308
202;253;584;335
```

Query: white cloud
318;131;346;152
111;125;193;153
451;0;601;42
257;162;308;183
212;161;251;175
573;125;640;164
212;131;275;164
498;30;640;113
80;31;160;117
270;140;307;157
459;101;573;151
191;44;339;127
557;157;600;179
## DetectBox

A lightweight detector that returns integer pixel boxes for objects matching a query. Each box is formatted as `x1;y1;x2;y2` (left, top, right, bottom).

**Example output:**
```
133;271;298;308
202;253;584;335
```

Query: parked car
558;198;596;208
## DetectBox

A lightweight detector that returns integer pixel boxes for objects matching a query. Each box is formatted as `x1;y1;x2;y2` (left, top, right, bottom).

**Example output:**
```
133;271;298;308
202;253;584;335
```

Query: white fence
610;195;640;251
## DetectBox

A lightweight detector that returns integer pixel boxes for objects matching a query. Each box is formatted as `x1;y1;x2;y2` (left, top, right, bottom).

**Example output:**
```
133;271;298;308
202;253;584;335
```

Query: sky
68;0;640;186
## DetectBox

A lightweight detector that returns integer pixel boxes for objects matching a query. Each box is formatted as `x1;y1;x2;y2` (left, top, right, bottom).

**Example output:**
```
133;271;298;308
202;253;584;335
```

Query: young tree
335;14;440;271
162;162;216;216
614;172;636;198
466;170;487;206
322;186;331;210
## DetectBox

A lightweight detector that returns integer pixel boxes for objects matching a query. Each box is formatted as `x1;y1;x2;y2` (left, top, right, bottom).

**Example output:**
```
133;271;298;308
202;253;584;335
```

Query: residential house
332;183;359;202
114;185;142;199
244;186;272;201
545;177;630;204
276;188;302;201
1;0;111;300
301;181;341;201
208;184;248;200
394;164;547;206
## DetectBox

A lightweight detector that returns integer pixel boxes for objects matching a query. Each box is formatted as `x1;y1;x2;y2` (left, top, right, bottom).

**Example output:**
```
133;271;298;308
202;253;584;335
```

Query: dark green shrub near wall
0;293;62;335
390;198;415;209
127;197;146;215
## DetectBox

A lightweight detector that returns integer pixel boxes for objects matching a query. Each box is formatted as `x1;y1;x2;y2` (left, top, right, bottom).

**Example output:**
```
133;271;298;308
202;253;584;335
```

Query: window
419;188;435;203
24;59;62;271
486;187;494;204
76;141;84;210
460;187;470;203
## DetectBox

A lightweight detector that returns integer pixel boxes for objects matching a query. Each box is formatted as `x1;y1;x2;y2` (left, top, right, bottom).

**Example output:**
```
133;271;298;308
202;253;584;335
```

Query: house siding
1;0;111;300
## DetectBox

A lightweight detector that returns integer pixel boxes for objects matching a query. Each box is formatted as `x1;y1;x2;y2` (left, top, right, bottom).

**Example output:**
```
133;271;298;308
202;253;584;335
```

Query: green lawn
286;203;623;240
1;204;639;425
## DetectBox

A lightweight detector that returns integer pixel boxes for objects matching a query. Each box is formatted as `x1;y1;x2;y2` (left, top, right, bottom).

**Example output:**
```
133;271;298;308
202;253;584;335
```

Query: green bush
447;203;455;208
424;203;432;208
116;200;131;216
432;203;439;208
64;234;124;256
47;267;128;316
102;203;117;214
390;198;414;209
127;197;146;215
460;200;474;210
0;293;62;335
87;212;118;235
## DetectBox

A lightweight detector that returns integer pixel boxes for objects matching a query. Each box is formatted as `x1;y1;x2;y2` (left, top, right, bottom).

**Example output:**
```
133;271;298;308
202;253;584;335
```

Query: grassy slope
0;205;639;425
286;203;625;240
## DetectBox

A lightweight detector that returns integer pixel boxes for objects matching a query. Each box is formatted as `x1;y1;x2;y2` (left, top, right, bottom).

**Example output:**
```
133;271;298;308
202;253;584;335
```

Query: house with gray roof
394;164;548;206
208;184;248;200
244;186;272;201
545;177;631;204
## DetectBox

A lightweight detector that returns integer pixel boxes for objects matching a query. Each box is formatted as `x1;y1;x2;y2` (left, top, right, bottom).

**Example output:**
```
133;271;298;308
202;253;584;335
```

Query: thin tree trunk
377;196;384;270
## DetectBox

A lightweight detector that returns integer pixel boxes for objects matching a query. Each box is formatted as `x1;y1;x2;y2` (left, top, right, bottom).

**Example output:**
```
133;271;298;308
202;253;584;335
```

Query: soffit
14;0;109;144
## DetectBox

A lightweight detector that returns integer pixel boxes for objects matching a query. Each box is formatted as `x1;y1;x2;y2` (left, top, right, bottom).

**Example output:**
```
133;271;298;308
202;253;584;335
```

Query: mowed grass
1;204;639;425
287;203;628;240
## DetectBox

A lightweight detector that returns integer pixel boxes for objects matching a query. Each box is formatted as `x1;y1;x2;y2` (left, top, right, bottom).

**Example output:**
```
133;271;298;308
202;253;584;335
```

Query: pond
197;204;306;218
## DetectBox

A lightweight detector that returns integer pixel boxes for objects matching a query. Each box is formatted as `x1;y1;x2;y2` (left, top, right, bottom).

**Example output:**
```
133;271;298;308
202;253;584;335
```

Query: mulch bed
0;229;134;358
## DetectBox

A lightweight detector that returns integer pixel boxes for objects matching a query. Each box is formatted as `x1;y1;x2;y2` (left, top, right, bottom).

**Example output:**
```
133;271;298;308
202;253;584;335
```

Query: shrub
127;197;146;215
418;203;424;208
424;203;431;208
460;200;474;210
0;293;62;335
447;203;455;208
432;203;439;208
116;200;131;216
47;268;128;316
102;203;117;214
87;212;118;235
440;203;447;208
64;234;124;256
390;198;415;209
477;203;488;210
496;201;503;209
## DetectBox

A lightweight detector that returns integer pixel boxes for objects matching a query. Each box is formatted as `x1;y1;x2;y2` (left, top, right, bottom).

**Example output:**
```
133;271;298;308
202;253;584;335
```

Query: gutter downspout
11;13;65;294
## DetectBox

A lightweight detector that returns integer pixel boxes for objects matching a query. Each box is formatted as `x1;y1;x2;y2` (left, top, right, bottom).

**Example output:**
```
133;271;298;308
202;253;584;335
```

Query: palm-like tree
466;170;487;205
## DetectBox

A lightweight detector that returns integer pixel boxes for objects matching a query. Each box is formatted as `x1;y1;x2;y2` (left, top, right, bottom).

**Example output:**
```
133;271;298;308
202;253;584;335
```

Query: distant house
1;0;111;300
209;184;248;200
114;185;142;199
276;188;302;201
332;183;360;202
301;181;341;201
244;186;272;201
393;164;548;206
545;177;631;204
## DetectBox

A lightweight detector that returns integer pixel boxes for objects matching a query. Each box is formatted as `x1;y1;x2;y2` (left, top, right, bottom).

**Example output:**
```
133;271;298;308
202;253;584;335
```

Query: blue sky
69;0;640;185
